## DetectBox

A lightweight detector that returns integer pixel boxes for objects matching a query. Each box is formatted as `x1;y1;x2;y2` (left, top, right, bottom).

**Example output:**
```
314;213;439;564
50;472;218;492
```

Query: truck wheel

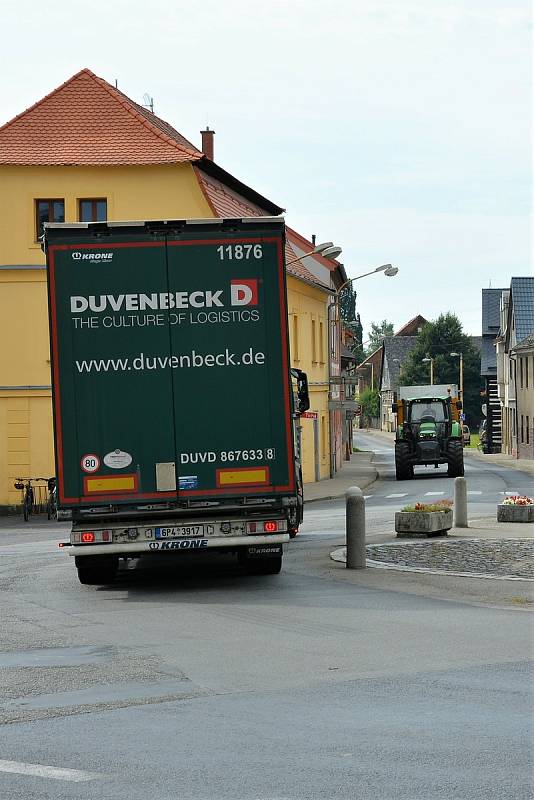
395;443;413;480
75;556;118;585
447;441;465;477
246;556;283;575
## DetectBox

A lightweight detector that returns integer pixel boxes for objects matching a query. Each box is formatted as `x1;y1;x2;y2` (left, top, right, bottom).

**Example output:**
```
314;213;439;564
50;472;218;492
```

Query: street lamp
450;352;464;404
336;264;398;295
285;242;342;267
422;356;434;385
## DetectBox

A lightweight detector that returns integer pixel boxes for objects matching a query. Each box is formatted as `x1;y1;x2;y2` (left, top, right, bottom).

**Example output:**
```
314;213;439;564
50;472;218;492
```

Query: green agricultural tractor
392;388;464;480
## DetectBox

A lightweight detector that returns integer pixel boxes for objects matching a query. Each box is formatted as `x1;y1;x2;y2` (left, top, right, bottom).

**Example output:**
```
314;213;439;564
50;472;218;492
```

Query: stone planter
395;509;453;538
497;504;534;523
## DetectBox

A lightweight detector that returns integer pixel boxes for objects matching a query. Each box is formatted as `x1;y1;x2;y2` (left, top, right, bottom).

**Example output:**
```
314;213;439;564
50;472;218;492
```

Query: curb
304;473;378;504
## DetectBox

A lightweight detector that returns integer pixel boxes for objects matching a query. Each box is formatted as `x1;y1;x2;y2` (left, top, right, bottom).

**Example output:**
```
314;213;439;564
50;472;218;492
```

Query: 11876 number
216;244;263;260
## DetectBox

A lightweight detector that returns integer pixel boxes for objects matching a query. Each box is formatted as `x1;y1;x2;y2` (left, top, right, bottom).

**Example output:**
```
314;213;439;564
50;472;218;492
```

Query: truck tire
447;441;464;477
246;556;283;575
395;443;413;480
75;556;118;586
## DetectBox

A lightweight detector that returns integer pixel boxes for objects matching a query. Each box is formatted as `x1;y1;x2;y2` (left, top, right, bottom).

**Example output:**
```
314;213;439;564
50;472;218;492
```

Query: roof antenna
143;93;154;113
114;79;118;88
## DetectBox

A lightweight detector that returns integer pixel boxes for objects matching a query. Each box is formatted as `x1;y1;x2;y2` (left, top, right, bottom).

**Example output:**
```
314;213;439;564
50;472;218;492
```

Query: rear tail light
72;530;111;544
246;520;287;534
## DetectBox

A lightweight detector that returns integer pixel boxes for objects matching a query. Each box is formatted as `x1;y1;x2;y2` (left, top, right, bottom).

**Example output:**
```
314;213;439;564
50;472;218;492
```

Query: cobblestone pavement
366;538;534;579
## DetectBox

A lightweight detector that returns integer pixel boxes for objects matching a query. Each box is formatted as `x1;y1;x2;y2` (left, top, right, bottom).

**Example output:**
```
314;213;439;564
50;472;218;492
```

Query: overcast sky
2;0;531;336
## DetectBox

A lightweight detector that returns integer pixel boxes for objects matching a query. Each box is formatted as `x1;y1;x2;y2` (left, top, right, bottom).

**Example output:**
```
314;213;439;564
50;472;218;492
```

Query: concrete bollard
454;476;468;528
346;486;366;569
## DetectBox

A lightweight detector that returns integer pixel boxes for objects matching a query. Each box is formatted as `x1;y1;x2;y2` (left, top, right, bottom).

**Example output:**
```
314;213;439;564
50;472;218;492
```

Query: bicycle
46;477;57;520
14;477;35;521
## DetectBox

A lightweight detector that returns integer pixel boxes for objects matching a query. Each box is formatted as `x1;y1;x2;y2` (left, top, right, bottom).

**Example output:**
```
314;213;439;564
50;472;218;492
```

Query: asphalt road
0;433;532;799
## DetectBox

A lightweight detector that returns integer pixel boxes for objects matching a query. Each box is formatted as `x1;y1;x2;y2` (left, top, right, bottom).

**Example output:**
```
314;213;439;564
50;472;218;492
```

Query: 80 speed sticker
81;454;100;473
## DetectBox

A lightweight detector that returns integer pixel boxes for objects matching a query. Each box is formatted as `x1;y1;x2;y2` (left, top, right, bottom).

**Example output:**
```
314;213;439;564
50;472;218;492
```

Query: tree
366;320;394;356
399;313;482;426
358;387;380;424
339;285;364;361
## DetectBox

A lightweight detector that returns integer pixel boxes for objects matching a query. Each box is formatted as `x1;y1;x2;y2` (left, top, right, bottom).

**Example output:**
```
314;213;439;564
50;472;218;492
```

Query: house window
520;415;524;443
319;321;325;363
526;358;529;389
311;319;317;362
519;358;523;388
35;199;64;239
79;199;107;222
527;417;530;446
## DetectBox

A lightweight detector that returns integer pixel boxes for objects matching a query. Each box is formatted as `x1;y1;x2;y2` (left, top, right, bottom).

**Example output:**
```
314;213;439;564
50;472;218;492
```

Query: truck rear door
46;219;295;509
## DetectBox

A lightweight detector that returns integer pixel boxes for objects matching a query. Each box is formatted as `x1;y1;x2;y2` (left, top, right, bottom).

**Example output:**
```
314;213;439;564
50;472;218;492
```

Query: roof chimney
201;126;215;161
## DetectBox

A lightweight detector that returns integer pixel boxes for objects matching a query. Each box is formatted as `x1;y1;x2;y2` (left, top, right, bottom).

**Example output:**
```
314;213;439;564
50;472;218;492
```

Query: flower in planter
502;495;534;506
401;499;453;513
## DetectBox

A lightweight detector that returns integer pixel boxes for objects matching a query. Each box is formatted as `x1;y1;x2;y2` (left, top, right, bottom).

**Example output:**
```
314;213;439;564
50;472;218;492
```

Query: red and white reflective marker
80;454;100;473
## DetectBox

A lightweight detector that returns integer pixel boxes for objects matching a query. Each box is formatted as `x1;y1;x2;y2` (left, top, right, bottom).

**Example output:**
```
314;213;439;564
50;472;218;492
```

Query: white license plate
155;525;214;539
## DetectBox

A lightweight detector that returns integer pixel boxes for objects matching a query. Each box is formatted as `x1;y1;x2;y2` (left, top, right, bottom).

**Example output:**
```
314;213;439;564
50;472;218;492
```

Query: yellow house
0;68;334;508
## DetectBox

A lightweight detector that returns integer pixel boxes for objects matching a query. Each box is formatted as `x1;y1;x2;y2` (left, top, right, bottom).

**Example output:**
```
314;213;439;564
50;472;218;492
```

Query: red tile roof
195;167;268;218
395;315;428;336
286;226;342;273
0;68;202;165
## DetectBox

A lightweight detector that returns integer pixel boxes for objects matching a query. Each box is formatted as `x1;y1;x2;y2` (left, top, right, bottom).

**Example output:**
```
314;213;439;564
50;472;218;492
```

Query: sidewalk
465;448;534;475
303;452;377;503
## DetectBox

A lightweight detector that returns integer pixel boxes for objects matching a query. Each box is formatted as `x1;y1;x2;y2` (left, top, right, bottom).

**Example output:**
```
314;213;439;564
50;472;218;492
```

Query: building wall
517;351;534;460
0;163;212;508
286;275;330;483
0;164;211;267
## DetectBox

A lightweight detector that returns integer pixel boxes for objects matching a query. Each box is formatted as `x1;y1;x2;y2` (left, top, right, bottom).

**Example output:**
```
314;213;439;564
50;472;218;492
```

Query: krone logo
71;251;113;262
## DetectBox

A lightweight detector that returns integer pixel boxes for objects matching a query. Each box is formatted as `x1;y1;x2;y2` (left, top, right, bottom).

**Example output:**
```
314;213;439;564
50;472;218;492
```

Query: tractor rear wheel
395;443;413;480
447;440;464;477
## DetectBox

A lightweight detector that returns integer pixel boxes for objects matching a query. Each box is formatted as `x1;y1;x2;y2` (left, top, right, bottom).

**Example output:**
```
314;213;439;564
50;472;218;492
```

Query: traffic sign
460;412;466;421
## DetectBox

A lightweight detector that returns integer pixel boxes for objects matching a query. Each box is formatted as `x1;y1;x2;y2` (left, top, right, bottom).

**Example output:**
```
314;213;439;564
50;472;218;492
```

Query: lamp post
450;352;464;404
335;264;398;452
422;356;434;385
286;242;342;268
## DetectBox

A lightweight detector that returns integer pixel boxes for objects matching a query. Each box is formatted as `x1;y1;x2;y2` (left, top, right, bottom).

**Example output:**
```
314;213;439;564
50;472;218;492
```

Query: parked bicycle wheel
47;479;57;520
23;486;34;521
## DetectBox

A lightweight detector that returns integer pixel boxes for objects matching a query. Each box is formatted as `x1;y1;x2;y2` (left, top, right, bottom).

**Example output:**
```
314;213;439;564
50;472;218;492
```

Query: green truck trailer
45;217;308;584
